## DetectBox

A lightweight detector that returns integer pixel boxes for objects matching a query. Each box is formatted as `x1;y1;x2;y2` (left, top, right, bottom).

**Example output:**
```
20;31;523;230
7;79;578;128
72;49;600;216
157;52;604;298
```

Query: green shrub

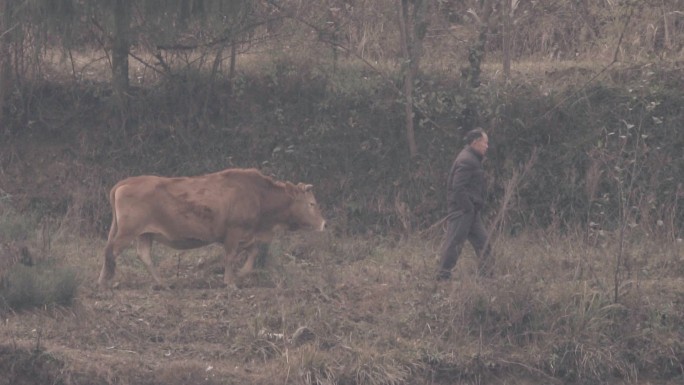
0;261;80;312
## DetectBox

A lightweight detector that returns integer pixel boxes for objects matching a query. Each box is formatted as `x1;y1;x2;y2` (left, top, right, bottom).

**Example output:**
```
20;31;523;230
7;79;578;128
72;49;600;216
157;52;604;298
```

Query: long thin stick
485;147;538;254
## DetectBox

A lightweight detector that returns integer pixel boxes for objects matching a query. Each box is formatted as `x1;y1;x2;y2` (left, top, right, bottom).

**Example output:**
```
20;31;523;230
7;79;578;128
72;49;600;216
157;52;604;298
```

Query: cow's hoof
92;286;114;299
97;280;118;290
237;269;252;278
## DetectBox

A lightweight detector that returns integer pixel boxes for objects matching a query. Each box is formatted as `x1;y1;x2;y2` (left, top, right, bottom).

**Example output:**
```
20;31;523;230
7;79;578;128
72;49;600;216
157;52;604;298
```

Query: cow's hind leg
137;233;166;289
98;233;136;287
98;243;117;285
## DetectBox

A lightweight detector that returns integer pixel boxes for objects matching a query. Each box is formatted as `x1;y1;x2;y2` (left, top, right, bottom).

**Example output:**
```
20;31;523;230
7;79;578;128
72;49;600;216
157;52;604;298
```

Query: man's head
465;128;489;156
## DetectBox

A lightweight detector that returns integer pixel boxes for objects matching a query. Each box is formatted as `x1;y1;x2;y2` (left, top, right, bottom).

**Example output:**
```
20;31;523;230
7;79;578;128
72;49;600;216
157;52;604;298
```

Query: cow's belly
152;234;212;250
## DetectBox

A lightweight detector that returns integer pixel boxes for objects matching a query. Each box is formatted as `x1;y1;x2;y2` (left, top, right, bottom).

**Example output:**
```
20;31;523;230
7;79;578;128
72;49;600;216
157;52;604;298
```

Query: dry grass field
1;221;682;384
1;2;683;382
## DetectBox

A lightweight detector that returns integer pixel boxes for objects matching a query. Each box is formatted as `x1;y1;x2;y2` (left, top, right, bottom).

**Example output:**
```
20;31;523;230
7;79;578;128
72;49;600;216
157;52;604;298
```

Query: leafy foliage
1;58;683;238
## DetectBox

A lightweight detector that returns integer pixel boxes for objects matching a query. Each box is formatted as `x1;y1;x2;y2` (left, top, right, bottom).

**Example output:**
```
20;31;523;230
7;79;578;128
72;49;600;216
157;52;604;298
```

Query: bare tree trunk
502;0;511;79
0;0;14;130
661;0;672;51
229;38;237;95
397;0;428;159
465;0;493;89
462;0;493;128
112;0;130;103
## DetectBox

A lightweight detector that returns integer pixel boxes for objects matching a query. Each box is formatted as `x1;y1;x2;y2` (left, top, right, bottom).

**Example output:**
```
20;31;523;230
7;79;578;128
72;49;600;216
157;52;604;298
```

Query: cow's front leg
137;233;166;289
238;232;273;277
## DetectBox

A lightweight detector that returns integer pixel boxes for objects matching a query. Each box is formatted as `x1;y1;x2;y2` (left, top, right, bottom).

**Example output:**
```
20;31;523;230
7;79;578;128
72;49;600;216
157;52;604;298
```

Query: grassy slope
1;226;683;384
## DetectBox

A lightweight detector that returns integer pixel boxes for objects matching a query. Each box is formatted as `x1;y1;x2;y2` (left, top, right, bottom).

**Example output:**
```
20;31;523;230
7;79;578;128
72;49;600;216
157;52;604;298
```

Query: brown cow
97;168;326;288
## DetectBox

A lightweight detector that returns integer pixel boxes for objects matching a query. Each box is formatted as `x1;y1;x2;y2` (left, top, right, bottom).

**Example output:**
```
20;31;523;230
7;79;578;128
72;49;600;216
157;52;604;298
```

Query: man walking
437;128;493;280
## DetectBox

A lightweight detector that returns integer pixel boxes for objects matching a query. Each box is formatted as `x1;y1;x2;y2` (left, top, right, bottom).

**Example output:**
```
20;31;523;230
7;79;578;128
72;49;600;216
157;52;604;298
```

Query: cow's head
288;183;326;231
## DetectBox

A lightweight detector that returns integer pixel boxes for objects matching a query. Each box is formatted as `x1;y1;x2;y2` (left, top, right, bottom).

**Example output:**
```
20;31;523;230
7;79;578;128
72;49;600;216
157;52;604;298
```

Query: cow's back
214;168;280;192
111;175;223;242
110;170;274;242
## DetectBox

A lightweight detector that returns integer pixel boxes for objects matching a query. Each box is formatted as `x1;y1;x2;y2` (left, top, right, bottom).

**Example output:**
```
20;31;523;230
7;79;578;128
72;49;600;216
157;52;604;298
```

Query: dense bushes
1;60;682;239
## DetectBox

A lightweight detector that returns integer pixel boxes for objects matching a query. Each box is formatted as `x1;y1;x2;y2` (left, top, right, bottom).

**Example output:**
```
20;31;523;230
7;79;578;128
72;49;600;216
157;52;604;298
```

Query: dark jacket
446;146;485;213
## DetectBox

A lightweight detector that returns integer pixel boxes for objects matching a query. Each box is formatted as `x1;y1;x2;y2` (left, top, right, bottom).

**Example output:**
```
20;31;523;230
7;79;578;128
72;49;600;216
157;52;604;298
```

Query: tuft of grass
293;345;339;385
0;261;80;312
0;206;37;243
0;344;66;385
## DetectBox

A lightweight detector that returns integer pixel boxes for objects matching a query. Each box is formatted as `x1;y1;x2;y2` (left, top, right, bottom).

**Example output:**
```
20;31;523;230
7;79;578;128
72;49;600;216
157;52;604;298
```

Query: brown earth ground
0;231;449;385
2;229;683;385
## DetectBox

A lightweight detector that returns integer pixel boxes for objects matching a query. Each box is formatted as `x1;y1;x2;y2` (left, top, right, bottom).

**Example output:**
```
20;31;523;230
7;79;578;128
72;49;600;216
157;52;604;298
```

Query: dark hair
464;128;486;144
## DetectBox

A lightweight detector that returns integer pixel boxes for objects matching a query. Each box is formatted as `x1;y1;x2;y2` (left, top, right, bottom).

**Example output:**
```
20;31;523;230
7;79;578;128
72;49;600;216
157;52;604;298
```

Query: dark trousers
438;208;492;279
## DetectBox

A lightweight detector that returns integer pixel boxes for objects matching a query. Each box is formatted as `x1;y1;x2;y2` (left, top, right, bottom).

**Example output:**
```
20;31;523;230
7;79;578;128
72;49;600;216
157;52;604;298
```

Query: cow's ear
303;184;313;192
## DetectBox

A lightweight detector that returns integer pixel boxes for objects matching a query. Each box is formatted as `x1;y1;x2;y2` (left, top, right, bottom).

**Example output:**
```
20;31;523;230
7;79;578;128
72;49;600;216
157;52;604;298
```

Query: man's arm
449;159;475;212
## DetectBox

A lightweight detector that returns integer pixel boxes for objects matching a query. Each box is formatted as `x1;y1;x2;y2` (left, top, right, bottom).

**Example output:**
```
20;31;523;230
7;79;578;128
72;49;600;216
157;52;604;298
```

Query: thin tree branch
128;51;165;76
155;18;278;51
486;147;538;251
0;23;18;39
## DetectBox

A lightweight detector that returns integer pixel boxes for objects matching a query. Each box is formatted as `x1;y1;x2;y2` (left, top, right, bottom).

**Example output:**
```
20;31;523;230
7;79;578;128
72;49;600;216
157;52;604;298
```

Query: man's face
471;133;489;156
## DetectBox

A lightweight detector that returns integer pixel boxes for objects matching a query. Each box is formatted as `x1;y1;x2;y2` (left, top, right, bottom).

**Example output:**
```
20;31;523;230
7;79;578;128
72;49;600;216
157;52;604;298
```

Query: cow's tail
106;184;120;244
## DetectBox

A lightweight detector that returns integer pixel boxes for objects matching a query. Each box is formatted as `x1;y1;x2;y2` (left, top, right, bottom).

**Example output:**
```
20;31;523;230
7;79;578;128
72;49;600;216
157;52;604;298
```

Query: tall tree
502;0;522;80
459;0;494;130
463;0;493;89
111;0;131;102
0;0;13;129
397;0;429;159
502;0;512;79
